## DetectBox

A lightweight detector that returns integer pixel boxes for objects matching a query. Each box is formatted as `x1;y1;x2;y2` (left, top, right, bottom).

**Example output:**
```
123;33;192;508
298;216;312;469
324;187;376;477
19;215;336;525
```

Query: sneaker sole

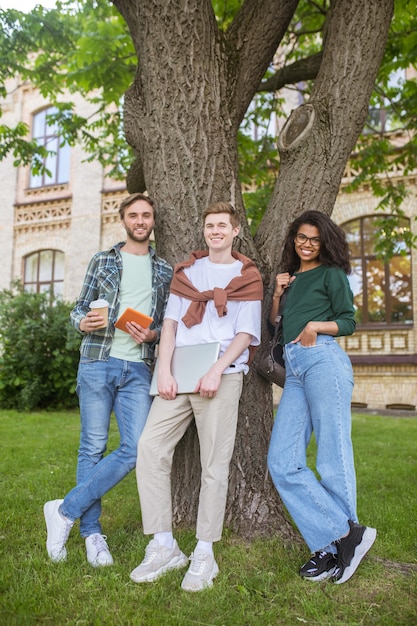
130;554;189;583
89;556;114;568
334;527;377;584
181;562;219;592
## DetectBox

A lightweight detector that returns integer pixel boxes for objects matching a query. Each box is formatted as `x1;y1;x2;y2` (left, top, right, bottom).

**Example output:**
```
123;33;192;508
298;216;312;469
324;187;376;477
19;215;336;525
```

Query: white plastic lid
90;299;109;308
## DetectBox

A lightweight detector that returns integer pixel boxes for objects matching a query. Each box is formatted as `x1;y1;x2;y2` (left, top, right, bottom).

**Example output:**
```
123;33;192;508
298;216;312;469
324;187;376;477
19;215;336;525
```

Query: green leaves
0;284;80;411
69;14;135;102
373;212;417;262
0;1;136;179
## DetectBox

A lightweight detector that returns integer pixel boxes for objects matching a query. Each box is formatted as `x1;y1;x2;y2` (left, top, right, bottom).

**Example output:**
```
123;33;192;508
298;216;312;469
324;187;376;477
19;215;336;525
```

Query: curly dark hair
281;210;351;275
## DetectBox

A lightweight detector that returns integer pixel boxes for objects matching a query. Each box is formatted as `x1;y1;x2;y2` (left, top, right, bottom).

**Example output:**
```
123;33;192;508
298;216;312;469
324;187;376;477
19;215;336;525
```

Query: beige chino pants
136;372;243;542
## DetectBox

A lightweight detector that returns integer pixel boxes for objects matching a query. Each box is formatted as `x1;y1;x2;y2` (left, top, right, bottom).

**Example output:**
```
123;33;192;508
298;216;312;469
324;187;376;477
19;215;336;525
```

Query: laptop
149;342;221;396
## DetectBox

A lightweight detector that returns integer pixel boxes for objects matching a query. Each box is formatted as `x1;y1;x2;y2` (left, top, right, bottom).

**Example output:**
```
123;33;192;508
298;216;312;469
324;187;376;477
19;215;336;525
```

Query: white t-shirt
164;257;261;374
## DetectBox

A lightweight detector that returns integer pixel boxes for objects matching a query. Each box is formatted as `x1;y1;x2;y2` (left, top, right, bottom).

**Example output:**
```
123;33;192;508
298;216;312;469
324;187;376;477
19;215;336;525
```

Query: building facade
0;78;127;305
333;160;417;412
1;79;416;411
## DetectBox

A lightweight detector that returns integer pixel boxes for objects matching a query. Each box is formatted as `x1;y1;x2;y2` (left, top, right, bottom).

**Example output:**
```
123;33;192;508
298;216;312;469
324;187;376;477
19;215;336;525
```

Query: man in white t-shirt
130;201;263;592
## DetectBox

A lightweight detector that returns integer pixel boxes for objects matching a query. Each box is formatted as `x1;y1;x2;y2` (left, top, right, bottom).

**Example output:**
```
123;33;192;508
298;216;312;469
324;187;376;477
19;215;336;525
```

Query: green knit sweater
281;264;355;345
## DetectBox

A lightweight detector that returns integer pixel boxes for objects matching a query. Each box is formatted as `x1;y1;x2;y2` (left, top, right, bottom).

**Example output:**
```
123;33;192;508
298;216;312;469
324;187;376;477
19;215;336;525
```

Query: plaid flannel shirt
70;242;173;362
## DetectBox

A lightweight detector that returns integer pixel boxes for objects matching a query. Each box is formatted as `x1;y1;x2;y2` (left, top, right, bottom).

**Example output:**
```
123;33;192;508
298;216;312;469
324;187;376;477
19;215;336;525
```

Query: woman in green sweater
267;210;376;585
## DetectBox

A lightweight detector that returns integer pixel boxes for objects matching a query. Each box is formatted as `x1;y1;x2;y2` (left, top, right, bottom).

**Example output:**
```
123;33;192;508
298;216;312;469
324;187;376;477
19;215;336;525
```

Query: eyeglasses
295;233;321;247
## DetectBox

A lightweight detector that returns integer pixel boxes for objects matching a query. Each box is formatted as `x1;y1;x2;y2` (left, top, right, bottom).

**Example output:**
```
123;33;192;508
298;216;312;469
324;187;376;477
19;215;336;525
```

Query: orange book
115;307;153;333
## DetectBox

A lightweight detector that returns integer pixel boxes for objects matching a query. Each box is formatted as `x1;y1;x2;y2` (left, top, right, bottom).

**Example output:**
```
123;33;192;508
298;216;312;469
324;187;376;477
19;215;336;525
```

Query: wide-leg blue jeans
60;357;152;537
267;335;356;553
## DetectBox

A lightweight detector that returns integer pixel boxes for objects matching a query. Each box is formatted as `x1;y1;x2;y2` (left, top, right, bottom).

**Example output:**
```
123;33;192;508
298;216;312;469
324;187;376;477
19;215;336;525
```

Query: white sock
154;532;174;548
195;540;213;555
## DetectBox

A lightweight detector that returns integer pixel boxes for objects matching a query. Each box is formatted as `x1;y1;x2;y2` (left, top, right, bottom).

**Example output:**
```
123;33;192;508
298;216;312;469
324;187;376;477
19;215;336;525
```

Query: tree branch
259;52;323;93
226;0;299;125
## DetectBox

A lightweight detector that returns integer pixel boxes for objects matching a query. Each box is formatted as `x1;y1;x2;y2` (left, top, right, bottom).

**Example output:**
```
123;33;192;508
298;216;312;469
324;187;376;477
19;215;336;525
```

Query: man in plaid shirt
44;193;172;567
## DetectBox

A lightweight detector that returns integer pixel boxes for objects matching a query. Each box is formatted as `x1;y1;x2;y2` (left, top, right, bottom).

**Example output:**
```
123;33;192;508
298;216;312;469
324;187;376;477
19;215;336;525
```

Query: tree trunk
113;0;393;539
256;0;394;271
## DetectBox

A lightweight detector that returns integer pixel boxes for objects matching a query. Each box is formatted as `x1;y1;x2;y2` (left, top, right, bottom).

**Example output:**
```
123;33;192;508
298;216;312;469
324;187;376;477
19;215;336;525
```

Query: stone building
333;157;417;412
1;78;416;411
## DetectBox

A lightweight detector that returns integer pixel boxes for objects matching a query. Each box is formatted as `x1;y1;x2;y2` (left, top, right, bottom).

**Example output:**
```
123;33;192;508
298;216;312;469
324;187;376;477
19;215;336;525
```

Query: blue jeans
267;335;356;553
60;357;152;537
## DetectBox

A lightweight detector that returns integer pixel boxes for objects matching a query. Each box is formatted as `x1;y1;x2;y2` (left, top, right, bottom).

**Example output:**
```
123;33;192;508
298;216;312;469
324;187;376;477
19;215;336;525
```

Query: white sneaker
181;550;219;592
130;539;188;583
85;534;114;567
43;499;74;562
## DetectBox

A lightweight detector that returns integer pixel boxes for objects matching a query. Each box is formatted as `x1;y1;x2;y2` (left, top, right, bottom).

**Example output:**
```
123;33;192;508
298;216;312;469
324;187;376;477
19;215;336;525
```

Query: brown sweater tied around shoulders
169;250;263;363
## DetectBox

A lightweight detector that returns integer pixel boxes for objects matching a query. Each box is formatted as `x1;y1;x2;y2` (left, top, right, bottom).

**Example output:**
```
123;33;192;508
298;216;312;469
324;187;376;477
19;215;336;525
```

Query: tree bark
113;0;394;539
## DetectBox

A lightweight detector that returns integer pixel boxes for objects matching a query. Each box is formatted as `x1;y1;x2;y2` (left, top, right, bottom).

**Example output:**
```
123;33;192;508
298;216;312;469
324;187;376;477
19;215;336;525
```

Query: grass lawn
0;409;416;625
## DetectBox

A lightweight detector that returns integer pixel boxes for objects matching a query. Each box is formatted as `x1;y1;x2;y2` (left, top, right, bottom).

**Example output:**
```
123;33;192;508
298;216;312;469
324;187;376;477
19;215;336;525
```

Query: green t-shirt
281;264;355;345
110;251;152;362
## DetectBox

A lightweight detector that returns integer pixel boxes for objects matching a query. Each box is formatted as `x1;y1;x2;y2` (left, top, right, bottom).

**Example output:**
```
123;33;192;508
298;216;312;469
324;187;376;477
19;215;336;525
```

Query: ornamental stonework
14;199;72;233
101;191;128;225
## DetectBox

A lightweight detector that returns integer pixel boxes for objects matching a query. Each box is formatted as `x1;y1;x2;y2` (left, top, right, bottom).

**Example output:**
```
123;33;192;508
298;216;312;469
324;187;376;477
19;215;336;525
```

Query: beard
125;225;153;243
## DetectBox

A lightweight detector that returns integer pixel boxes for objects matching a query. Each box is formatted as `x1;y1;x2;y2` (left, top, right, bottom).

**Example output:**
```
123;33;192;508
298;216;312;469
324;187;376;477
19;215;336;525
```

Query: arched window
23;250;65;297
29;106;70;188
343;216;413;326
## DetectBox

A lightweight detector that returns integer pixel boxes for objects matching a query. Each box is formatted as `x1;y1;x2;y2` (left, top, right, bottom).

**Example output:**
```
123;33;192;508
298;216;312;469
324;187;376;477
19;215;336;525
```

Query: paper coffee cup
89;299;109;329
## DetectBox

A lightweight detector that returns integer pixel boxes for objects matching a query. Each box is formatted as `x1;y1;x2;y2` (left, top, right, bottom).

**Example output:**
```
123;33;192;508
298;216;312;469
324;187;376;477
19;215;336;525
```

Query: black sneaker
299;551;338;581
332;519;377;584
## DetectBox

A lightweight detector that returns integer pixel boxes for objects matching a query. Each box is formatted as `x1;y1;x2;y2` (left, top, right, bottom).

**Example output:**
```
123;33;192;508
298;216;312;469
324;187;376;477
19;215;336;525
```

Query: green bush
0;284;81;411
